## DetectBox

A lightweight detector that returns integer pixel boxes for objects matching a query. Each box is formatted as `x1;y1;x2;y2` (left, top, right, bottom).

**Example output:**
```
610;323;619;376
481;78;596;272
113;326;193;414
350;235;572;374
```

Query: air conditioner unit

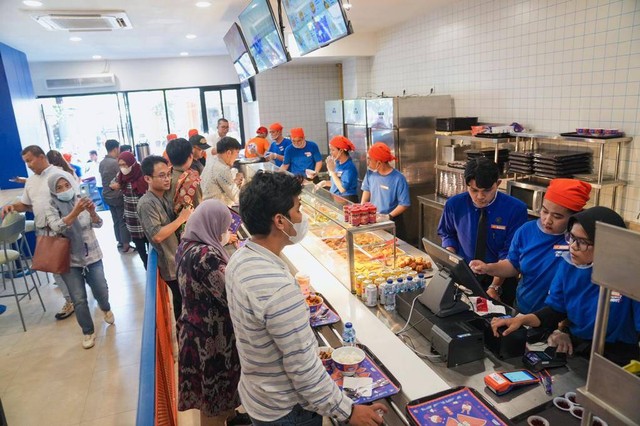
32;11;132;31
45;74;117;90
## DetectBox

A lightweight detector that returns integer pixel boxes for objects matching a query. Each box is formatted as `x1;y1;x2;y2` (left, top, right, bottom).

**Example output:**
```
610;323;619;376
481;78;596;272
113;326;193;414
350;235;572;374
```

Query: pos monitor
420;238;492;317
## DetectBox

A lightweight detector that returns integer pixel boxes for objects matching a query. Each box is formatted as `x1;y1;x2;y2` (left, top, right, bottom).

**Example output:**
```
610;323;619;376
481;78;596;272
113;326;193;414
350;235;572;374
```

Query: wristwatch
488;284;503;295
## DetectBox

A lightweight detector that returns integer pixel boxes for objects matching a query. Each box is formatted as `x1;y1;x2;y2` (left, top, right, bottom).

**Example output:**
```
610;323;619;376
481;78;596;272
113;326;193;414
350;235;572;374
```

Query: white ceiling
0;0;449;63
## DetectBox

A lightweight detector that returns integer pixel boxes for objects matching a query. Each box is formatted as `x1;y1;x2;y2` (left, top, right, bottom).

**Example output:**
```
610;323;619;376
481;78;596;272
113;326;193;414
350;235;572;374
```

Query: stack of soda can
343;203;378;226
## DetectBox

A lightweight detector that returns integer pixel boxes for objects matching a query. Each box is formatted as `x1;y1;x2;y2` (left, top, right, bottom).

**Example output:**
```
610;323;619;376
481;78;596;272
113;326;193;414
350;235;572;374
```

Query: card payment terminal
484;370;539;396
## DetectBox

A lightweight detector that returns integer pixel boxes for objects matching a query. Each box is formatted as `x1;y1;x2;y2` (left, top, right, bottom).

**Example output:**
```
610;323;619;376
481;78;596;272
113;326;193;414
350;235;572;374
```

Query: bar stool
0;213;46;331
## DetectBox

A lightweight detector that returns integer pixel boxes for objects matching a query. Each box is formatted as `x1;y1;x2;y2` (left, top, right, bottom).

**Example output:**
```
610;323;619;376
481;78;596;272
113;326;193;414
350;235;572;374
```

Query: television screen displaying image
223;23;257;82
238;0;290;72
283;0;352;56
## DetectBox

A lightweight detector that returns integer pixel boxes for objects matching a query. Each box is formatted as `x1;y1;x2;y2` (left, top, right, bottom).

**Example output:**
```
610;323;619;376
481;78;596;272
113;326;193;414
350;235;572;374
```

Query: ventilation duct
32;11;132;31
45;74;117;90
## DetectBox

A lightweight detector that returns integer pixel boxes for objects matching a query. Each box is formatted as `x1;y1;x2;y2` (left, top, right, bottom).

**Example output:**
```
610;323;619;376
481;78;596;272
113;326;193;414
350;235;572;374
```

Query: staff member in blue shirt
280;127;323;178
317;135;359;202
265;122;292;167
438;157;527;304
361;142;410;238
470;178;592;312
492;207;640;366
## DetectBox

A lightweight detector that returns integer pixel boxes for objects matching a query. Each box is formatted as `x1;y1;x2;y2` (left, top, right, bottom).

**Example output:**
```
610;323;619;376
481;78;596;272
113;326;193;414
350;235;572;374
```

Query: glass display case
300;186;432;293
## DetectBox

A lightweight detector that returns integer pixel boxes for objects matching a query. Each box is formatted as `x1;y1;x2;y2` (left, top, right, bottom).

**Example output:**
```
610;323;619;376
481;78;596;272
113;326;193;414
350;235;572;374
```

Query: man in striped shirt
226;171;386;425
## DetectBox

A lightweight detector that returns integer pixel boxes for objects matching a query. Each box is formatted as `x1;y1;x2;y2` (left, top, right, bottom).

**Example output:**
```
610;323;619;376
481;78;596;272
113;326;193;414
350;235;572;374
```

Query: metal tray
560;132;624;139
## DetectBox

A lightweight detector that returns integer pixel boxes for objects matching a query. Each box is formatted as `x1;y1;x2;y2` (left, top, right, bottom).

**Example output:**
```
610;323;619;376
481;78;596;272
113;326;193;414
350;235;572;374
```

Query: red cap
368;142;395;162
330;135;355;152
256;126;268;134
269;122;283;131
62;153;72;162
544;178;592;212
166;133;178;141
290;128;305;138
188;128;199;138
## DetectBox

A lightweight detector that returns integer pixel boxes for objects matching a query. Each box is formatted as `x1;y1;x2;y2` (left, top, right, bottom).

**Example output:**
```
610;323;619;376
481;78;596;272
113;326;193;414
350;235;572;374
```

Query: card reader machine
523;347;567;372
484;370;539;395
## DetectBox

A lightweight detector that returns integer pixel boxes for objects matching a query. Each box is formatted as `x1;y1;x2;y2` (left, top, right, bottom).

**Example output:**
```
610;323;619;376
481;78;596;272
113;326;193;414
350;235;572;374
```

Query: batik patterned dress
175;240;241;416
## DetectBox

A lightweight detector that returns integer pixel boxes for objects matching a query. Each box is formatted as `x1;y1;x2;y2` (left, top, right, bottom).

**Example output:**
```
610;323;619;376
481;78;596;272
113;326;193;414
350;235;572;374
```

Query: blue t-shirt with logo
283;140;322;176
361;169;410;214
330;157;358;197
545;253;640;344
507;220;569;314
267;138;292;167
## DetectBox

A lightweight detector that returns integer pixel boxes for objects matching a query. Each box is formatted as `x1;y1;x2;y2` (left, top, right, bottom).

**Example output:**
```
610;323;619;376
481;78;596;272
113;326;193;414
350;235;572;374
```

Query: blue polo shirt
507;220;569;314
361;169;410;214
330;157;358;197
267;138;292;167
438;191;527;264
545;253;640;344
283;140;322;176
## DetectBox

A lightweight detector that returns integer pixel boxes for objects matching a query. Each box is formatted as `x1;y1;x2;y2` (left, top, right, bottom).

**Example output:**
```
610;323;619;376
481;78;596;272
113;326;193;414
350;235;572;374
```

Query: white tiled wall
255;63;342;154
342;57;372;99
357;0;640;221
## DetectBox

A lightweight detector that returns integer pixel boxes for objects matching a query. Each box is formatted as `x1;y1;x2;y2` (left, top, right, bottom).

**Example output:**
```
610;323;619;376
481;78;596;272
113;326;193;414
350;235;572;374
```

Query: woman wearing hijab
175;199;241;426
491;206;640;366
114;151;149;268
470;179;592;312
43;171;114;349
317;135;359;202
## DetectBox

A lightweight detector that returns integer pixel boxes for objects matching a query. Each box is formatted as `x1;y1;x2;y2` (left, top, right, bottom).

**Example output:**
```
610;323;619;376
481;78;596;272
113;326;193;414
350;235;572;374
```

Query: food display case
300;185;432;294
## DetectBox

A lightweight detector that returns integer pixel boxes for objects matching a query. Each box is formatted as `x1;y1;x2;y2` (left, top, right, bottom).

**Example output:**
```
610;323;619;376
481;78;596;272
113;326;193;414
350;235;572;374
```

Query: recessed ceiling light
69;36;82;42
180;52;189;56
186;34;197;39
195;1;211;7
92;55;102;60
23;0;43;7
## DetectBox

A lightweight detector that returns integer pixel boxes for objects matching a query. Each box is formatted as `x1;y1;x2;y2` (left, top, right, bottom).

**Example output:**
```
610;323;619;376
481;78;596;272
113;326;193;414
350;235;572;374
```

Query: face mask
221;231;231;246
56;188;75;202
120;166;132;175
282;214;309;244
368;162;379;173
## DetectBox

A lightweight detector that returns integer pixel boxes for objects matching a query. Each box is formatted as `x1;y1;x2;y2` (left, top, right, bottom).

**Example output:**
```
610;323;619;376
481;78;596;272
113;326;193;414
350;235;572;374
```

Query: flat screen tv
223;23;257;82
283;0;352;56
238;0;290;73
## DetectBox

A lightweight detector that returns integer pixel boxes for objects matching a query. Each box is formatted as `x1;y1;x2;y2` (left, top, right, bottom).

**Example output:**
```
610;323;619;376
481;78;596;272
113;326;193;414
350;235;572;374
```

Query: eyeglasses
565;232;593;251
152;173;171;180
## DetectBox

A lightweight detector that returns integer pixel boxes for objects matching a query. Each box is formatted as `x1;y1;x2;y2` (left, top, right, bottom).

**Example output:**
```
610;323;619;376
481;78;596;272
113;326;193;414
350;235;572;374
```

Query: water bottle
384;281;396;311
379;279;390;305
417;273;426;290
396;277;405;293
406;276;415;292
342;322;356;346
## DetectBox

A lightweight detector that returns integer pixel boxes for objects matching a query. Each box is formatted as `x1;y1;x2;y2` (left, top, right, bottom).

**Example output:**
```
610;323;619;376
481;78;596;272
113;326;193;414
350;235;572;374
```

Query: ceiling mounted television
283;0;353;56
240;78;256;103
238;0;290;73
223;23;257;82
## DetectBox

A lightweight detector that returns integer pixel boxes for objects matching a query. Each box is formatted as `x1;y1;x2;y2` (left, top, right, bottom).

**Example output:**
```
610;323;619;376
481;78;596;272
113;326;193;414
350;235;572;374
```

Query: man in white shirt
200;137;243;206
2;145;76;320
206;118;230;157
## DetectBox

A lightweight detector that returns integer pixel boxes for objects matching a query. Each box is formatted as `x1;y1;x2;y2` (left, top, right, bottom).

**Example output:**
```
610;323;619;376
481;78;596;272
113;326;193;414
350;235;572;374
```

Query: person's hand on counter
547;329;573;355
491;315;525;338
348;403;387;425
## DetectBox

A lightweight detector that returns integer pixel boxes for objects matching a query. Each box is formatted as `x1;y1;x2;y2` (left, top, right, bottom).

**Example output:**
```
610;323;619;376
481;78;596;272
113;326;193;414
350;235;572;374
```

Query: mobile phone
484;369;539;395
79;186;89;198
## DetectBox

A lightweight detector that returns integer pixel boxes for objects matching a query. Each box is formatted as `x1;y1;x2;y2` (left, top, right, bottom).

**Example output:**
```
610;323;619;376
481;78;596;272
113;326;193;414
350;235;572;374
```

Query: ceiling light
69;36;82;42
186;34;197;39
23;0;43;7
180;52;189;56
343;0;352;11
195;1;211;7
92;55;102;60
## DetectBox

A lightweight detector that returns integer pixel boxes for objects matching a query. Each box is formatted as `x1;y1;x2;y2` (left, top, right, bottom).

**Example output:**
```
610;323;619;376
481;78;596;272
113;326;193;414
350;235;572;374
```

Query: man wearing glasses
137;155;193;321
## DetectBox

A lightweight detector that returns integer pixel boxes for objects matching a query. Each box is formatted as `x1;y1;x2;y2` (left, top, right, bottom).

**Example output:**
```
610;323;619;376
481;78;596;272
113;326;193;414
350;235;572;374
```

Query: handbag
31;228;71;274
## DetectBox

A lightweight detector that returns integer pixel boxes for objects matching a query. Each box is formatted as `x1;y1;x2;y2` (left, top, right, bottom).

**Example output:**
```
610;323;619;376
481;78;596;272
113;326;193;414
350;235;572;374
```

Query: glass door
202;87;244;143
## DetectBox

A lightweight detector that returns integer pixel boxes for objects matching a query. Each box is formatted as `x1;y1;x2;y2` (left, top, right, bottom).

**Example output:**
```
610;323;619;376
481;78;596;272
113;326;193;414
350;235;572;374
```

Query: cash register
396;239;526;367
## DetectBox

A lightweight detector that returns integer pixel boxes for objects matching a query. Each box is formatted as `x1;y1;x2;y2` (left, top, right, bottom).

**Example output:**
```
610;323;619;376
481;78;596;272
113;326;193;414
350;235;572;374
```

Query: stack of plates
508;151;535;174
532;150;592;178
465;148;510;173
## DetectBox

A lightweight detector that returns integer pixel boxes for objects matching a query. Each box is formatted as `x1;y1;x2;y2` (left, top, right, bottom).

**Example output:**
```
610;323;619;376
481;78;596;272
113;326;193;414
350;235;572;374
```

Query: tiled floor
0;212;146;425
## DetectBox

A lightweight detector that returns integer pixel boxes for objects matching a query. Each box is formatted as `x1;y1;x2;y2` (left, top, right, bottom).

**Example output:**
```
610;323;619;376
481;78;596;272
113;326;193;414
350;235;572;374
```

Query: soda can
361;280;373;301
355;274;366;296
364;284;378;307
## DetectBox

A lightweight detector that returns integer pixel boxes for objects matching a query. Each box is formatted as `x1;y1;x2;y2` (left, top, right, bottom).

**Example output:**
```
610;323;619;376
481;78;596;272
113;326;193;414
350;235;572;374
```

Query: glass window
204;91;223;137
221;89;241;142
165;88;203;138
128;91;167;155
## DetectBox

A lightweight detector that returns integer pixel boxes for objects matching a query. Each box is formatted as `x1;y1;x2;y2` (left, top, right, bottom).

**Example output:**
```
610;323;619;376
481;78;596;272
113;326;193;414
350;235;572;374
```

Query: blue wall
0;43;37;190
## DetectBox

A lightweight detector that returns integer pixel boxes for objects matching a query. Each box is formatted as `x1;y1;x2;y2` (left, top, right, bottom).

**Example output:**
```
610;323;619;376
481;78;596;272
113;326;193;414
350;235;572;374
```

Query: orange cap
269;122;283;131
544;178;592;212
290;128;305;139
166;133;178;141
330;135;355;152
188;129;199;138
368;142;395;163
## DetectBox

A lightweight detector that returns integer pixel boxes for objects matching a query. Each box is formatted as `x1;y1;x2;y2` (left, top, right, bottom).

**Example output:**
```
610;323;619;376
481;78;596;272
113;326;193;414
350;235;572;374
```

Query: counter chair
0;213;46;331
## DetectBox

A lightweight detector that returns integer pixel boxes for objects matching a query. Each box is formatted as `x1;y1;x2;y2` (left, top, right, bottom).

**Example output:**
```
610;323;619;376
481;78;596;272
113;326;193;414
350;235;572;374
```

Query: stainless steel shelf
512;132;632;145
510;173;626;189
436;134;512;144
434;164;465;173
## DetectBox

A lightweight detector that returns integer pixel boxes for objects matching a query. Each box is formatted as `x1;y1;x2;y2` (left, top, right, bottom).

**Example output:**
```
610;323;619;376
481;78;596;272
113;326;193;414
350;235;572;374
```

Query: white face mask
282;214;309;244
220;231;231;246
56;188;75;202
120;166;132;175
368;160;380;173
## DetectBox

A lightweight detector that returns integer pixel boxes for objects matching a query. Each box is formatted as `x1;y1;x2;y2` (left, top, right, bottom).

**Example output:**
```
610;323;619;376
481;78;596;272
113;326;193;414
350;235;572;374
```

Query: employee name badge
553;244;570;257
305;151;312;157
490;224;506;230
610;291;622;303
380;184;389;191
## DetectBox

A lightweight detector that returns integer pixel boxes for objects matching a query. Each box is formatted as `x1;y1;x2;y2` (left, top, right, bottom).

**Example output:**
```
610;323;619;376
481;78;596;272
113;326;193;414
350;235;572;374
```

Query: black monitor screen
238;0;289;72
224;23;257;82
283;0;352;56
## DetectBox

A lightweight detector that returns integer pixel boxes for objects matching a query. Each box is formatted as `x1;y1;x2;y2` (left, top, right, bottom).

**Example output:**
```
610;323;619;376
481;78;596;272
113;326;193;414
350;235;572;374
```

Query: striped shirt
225;241;352;422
